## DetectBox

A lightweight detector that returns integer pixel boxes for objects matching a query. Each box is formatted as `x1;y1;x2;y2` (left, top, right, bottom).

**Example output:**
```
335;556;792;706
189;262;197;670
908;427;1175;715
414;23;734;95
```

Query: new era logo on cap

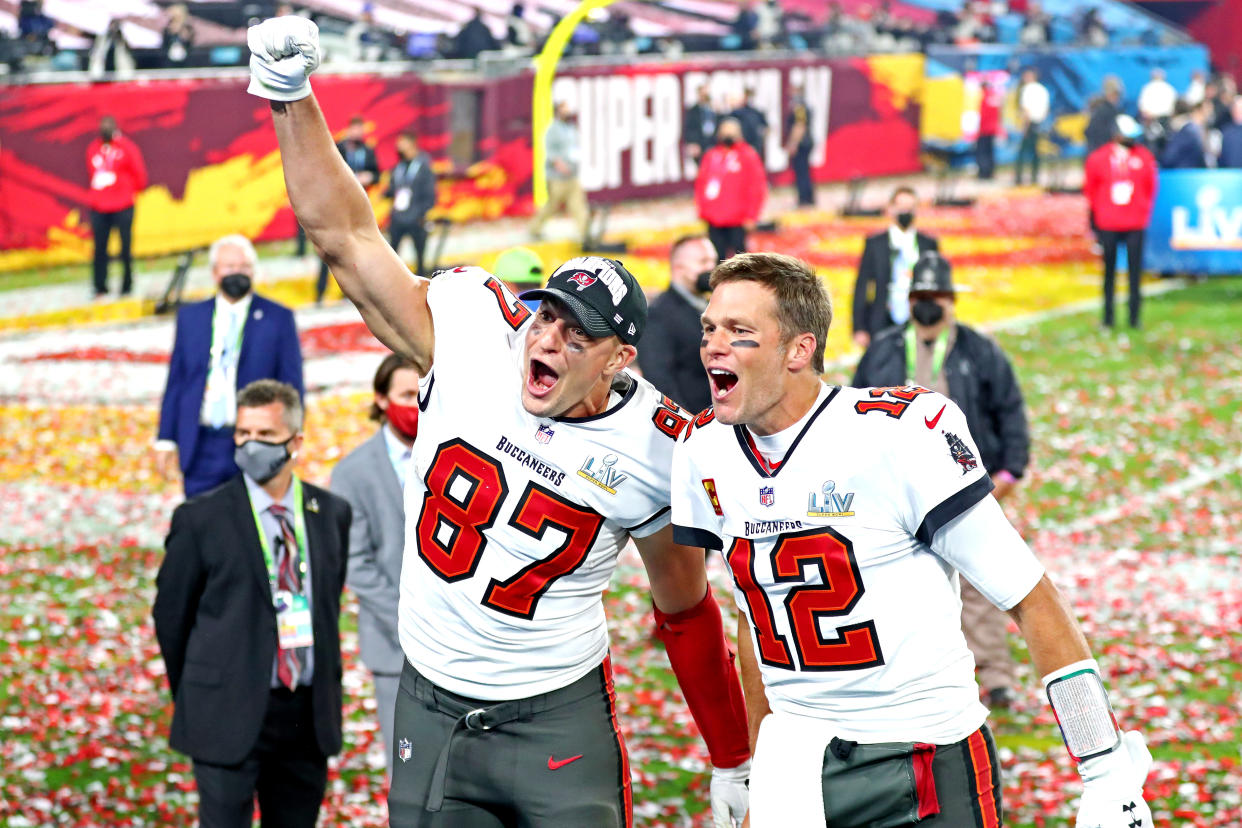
518;256;648;345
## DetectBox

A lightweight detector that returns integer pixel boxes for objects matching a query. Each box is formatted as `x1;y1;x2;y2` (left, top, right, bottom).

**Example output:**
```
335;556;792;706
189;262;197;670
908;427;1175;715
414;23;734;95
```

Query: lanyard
397;159;420;188
906;326;949;384
210;301;248;370
249;476;309;601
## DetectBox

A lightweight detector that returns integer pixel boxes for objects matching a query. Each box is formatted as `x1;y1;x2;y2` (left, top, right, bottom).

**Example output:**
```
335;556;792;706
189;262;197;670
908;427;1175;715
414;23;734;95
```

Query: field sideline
1;203;1240;824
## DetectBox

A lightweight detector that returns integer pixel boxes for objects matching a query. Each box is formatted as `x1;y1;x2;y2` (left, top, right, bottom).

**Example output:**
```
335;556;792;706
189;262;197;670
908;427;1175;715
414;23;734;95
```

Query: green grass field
2;278;1240;826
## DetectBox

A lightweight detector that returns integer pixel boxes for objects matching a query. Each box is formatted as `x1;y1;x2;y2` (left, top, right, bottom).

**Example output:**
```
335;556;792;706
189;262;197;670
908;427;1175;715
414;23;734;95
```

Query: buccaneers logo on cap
567;272;597;290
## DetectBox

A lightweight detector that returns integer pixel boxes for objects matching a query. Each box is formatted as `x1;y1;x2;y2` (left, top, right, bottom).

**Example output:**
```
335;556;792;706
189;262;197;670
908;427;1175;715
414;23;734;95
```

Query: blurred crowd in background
3;0;1183;78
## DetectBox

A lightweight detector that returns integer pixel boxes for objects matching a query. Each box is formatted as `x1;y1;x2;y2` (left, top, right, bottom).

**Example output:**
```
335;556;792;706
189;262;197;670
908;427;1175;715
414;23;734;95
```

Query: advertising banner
1145;170;1242;275
0;54;923;271
553;53;924;202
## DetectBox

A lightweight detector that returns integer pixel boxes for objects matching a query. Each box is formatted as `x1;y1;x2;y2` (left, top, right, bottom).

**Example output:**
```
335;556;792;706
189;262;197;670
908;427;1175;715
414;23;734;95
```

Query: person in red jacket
1083;114;1158;329
975;75;1005;180
695;117;767;260
86;115;148;299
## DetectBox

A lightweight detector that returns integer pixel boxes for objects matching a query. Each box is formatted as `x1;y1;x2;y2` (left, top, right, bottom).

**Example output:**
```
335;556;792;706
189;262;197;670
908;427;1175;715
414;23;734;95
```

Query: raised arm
249;17;434;374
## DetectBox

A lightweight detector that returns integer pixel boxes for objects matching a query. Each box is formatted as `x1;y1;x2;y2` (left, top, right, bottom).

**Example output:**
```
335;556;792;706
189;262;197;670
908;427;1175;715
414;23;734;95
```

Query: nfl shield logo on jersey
759;486;775;507
398;738;412;763
536;423;555;444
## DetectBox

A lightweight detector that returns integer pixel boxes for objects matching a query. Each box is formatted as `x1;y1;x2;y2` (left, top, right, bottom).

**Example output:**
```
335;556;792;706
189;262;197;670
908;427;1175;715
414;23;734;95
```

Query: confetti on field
2;194;1240;826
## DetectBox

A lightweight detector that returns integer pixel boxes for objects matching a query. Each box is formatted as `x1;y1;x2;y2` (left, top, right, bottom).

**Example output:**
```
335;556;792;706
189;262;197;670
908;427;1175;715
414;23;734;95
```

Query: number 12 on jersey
727;527;884;671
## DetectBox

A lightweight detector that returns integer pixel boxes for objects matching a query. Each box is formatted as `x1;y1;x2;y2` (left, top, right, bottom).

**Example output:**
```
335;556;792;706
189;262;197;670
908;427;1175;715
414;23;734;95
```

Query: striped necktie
268;503;305;690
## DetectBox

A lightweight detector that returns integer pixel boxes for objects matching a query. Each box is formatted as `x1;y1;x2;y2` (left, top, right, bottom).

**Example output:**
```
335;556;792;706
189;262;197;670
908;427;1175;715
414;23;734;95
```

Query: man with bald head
637;235;719;413
156;234;305;496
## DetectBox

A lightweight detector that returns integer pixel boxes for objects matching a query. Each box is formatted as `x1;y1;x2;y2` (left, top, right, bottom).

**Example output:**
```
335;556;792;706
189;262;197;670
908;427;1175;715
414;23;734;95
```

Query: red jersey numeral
682;408;715;441
484;276;532;330
416;441;604;618
726;538;794;668
728;528;883;672
652;395;691;440
853;385;931;419
484;484;605;619
416;440;508;582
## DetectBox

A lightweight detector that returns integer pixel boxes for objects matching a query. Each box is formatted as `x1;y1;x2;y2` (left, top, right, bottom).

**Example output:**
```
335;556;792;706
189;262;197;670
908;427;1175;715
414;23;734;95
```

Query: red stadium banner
554;53;924;202
0;55;922;271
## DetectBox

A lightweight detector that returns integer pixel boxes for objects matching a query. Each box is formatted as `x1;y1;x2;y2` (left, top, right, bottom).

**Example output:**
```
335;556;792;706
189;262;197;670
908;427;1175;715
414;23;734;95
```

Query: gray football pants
388;658;632;828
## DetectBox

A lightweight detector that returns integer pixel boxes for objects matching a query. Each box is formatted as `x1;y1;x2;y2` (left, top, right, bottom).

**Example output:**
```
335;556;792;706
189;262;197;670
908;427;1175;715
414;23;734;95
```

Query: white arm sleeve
930;495;1045;611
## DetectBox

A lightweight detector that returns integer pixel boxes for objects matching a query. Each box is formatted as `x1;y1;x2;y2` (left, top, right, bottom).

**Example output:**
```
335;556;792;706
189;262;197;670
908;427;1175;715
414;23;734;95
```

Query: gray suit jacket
330;429;407;675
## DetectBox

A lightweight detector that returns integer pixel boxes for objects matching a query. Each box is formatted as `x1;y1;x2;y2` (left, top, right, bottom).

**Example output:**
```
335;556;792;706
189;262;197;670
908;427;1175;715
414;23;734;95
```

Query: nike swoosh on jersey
547;754;584;770
925;404;946;429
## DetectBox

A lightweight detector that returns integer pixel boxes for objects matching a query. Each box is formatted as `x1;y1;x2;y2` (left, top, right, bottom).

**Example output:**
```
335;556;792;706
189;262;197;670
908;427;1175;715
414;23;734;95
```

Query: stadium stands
1;0;1188;76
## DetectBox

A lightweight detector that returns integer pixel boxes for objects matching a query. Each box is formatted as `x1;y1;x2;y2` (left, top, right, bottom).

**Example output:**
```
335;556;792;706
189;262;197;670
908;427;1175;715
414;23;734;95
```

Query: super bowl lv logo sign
807;481;855;518
1172;185;1242;250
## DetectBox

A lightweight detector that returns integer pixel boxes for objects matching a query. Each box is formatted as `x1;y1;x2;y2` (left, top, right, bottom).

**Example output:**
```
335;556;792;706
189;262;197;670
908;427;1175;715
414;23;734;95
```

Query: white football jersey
672;383;1043;744
399;267;689;699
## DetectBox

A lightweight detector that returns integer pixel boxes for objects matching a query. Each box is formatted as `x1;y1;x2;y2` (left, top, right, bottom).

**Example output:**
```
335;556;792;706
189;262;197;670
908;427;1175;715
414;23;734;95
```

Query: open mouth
527;358;560;397
709;368;738;400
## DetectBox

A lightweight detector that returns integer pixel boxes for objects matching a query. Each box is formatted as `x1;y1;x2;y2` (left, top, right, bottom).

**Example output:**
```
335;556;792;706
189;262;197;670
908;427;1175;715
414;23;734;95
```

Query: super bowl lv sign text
550;65;832;192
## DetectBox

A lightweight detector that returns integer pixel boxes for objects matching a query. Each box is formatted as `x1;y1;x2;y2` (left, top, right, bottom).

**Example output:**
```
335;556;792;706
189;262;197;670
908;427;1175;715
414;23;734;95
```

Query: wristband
1043;659;1121;762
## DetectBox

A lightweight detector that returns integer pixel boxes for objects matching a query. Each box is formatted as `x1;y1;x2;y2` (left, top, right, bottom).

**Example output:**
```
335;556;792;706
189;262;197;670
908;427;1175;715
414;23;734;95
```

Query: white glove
246;16;321;101
710;759;750;828
1076;731;1154;828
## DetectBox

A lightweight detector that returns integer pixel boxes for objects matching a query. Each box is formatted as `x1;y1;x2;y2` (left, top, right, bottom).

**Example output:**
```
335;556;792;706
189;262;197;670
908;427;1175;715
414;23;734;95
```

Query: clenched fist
246;16;321;102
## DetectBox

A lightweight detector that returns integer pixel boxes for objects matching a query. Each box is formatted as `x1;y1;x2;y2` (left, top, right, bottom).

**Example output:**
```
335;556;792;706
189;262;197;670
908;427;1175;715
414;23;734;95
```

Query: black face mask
694;270;714;294
1118;137;1137;148
911;298;945;327
721;136;736;147
220;272;252;300
895;211;915;230
100;128;116;143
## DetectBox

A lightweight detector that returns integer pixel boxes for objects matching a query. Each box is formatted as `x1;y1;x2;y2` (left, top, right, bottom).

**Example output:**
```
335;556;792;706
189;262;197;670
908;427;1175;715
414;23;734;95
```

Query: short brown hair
710;253;832;373
237;379;303;432
890;185;917;203
370;353;419;421
669;233;711;264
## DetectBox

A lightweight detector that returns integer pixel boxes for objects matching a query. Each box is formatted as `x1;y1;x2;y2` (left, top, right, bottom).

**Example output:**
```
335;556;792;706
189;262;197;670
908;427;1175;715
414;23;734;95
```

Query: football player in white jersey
246;16;751;828
671;253;1154;828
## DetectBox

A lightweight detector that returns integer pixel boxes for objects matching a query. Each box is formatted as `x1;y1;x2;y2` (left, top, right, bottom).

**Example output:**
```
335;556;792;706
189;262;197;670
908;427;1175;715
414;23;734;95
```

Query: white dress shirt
200;293;252;428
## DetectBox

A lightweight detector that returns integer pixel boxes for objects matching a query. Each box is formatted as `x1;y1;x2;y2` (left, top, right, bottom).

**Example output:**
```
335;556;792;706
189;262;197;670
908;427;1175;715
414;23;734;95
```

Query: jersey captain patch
944;431;978;474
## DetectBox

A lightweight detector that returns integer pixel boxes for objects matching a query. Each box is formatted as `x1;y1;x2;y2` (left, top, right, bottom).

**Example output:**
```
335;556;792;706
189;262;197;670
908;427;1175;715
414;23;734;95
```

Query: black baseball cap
909;250;969;295
520;256;648;345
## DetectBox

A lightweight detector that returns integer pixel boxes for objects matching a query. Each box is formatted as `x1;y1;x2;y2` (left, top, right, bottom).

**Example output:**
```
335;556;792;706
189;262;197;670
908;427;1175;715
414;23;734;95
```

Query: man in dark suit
683;84;719;167
155;235;304;497
636;235;718;413
850;186;939;349
785;84;815;206
1160;100;1210;169
731;87;769;162
385;132;437;277
330;353;419;780
154;379;351;828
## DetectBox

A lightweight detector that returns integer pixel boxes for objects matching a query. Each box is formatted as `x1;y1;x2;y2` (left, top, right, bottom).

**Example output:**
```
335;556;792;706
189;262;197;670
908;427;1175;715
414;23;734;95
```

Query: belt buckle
464;708;491;731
